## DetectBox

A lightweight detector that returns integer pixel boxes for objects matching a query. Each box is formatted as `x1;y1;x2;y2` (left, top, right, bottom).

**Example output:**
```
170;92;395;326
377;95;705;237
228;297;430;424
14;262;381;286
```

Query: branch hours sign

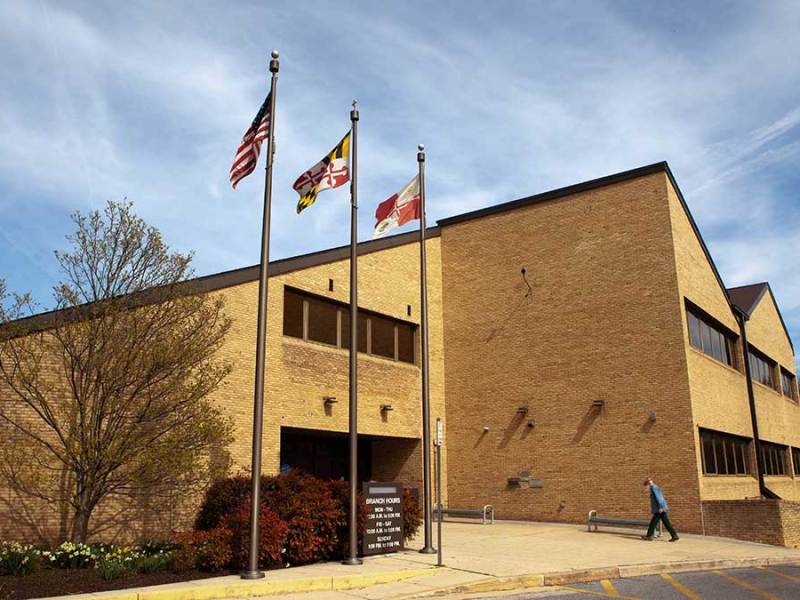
362;482;404;555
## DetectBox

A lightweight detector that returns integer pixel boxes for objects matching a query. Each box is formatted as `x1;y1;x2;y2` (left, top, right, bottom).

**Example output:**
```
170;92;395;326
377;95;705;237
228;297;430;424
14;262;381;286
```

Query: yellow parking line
713;570;779;600
555;584;639;599
759;566;800;584
660;573;703;600
600;579;621;596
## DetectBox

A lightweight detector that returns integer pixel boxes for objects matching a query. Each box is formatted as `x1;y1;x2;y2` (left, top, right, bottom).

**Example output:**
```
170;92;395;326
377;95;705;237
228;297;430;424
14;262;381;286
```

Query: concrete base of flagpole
240;570;266;580
419;547;437;554
342;557;363;566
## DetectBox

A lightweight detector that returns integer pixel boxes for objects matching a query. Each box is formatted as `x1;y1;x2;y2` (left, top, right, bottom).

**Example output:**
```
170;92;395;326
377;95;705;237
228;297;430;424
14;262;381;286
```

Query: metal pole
435;417;443;567
343;100;362;565
736;308;775;498
418;145;435;554
242;50;279;580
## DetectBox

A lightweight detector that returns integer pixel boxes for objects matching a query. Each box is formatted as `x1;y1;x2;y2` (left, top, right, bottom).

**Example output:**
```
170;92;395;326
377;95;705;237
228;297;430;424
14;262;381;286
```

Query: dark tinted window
370;315;396;359
397;323;415;364
781;369;796;400
793;448;800;476
687;306;734;367
307;296;338;346
340;311;368;353
749;349;776;389
283;289;304;339
700;429;750;476
760;442;787;476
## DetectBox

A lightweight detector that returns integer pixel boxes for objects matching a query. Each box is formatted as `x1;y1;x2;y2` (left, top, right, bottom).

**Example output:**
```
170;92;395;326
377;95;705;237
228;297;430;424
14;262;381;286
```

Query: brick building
2;161;798;543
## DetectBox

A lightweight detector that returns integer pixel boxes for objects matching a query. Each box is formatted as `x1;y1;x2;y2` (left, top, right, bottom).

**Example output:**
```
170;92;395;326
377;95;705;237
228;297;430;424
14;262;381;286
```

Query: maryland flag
293;132;351;213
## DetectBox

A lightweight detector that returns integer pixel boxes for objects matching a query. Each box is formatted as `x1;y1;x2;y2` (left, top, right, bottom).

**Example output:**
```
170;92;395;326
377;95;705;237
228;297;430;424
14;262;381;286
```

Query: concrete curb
47;567;439;600
427;556;800;596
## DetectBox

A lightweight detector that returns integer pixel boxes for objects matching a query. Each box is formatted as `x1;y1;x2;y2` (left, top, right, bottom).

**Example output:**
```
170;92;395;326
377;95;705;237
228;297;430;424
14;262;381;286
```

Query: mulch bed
0;568;221;599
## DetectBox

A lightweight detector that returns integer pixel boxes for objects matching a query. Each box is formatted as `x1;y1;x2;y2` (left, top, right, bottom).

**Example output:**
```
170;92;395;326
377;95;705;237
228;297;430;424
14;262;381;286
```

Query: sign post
435;417;443;567
362;482;405;556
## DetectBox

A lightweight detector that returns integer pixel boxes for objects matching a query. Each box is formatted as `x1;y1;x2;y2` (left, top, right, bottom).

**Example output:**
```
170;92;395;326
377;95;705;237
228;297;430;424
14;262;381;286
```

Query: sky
0;1;799;345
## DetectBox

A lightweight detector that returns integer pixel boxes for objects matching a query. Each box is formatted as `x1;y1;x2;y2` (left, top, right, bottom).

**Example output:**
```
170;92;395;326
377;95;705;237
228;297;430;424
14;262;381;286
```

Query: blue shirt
650;483;669;514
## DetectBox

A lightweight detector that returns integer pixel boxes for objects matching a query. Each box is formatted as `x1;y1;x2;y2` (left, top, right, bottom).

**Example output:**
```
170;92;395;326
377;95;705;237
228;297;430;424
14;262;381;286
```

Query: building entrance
280;427;372;481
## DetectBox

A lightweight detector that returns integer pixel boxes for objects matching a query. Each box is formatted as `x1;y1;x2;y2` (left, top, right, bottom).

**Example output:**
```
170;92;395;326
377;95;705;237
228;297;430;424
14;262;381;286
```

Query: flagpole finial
418;144;425;162
269;50;279;73
271;50;279;59
418;144;425;152
350;99;359;122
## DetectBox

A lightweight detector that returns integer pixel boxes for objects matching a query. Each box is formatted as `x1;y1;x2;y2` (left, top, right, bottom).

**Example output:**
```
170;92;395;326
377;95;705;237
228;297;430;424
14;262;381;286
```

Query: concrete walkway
51;520;800;600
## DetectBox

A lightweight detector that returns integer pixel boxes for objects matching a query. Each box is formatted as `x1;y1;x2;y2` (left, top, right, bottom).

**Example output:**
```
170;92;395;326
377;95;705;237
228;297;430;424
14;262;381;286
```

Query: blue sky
1;1;799;344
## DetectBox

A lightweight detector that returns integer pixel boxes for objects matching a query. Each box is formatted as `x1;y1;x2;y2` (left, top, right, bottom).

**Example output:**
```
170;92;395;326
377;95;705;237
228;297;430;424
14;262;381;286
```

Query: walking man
642;477;679;542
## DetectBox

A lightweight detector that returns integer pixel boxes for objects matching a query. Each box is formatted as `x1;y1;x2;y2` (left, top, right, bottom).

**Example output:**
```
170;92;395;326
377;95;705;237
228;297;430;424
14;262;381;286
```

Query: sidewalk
51;520;800;600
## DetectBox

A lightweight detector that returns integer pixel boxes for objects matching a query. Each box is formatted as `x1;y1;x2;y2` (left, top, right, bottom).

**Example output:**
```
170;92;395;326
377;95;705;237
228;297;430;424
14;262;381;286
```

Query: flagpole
343;100;362;566
417;144;436;554
242;50;279;581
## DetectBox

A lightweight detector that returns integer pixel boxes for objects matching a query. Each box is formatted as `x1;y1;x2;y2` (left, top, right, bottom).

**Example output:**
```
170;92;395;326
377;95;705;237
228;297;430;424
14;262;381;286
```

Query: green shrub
140;539;181;556
137;552;173;574
0;542;40;576
96;557;132;581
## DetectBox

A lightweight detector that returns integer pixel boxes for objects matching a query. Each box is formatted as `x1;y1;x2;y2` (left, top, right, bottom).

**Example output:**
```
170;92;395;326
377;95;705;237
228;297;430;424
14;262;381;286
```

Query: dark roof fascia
2;226;440;335
729;282;794;354
190;226;440;295
436;162;670;227
727;283;769;317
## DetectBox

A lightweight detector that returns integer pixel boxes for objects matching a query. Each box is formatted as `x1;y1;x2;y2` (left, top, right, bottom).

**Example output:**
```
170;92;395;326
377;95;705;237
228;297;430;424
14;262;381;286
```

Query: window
686;306;734;366
760;442;787;476
283;290;304;338
700;429;750;476
282;287;416;364
781;369;796;400
307;296;338;346
397;323;415;364
748;348;777;390
793;448;800;476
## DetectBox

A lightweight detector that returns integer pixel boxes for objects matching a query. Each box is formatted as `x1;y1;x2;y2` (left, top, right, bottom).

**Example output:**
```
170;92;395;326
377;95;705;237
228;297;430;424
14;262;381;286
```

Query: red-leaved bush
223;502;288;570
193;470;422;568
173;527;232;572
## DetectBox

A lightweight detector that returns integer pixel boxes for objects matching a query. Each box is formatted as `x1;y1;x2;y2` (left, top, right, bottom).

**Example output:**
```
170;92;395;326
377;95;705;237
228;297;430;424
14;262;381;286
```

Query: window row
782;369;797;400
687;307;734;367
760;441;787;476
749;348;777;390
700;430;800;478
686;302;797;401
283;288;416;364
700;429;750;476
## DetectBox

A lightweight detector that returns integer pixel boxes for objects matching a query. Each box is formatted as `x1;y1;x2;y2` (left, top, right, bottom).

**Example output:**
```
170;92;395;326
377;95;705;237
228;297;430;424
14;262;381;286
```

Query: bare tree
0;201;233;542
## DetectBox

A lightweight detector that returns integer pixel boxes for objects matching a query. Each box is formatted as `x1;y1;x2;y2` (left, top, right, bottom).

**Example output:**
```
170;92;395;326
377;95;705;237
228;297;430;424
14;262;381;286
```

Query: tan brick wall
664;182;762;503
746;291;800;500
440;172;704;532
211;236;447;492
0;236;447;543
702;498;800;547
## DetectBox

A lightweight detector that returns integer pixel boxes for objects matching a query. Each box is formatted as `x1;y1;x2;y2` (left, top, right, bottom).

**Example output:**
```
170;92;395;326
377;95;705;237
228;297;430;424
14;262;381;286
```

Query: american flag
230;92;272;189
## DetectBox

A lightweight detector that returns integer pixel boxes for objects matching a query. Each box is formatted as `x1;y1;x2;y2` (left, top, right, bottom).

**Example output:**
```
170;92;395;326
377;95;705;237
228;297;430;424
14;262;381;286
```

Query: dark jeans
647;511;677;538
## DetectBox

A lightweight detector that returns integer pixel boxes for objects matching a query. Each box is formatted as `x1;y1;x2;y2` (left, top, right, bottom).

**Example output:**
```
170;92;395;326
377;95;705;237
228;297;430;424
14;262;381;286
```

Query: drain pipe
735;307;778;499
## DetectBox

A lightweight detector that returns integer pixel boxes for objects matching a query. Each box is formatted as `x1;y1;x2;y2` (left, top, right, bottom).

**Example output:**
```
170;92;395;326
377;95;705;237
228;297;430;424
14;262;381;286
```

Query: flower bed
0;471;422;599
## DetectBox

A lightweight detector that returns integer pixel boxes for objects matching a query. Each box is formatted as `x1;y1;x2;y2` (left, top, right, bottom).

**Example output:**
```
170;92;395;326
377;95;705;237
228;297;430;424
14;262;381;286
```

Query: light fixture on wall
482;426;490;433
323;396;338;406
516;407;529;415
592;400;605;408
527;419;535;428
649;411;657;422
380;404;394;413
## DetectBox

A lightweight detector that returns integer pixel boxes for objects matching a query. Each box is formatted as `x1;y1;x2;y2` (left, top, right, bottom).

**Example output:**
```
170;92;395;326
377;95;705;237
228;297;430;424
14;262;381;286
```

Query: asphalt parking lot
479;564;800;599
